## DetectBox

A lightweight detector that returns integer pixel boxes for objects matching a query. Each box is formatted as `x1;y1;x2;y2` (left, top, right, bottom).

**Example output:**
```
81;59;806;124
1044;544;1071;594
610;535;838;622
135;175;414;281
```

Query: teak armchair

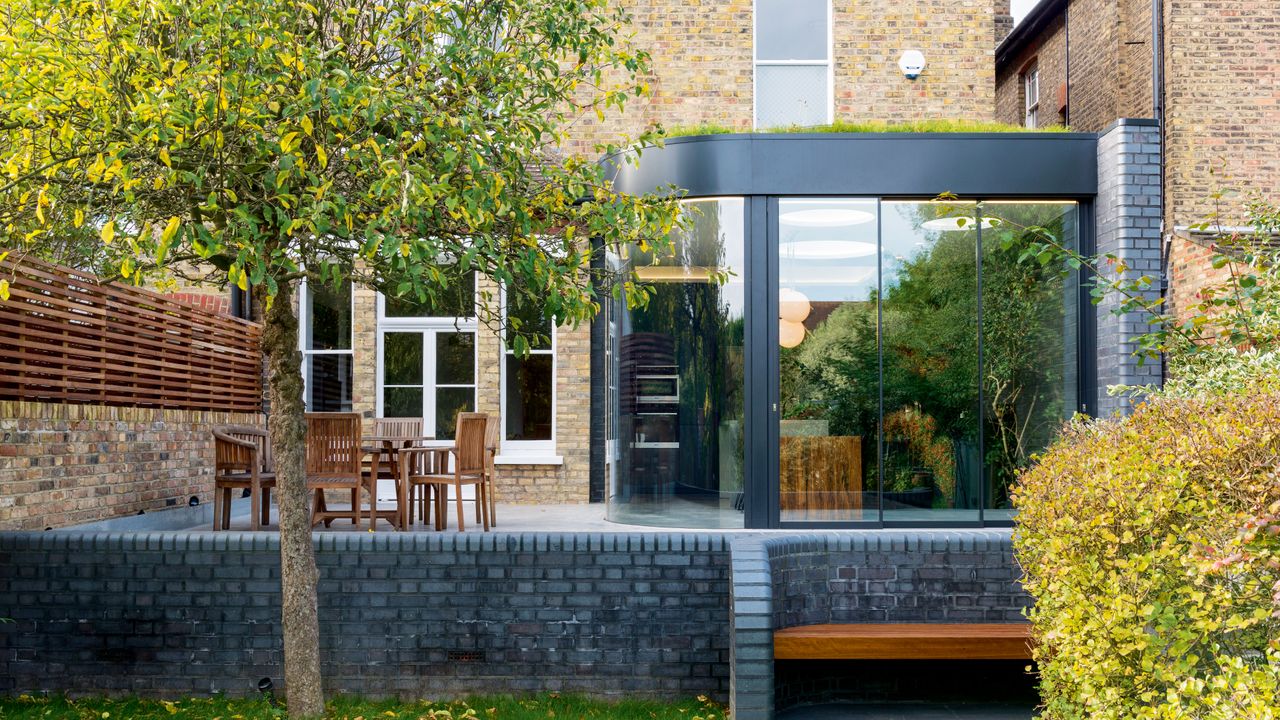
305;412;366;528
399;413;490;531
212;426;276;531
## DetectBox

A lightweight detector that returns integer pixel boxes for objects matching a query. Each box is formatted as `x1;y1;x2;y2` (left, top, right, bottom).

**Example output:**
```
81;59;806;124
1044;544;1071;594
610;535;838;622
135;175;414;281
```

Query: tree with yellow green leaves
0;1;681;715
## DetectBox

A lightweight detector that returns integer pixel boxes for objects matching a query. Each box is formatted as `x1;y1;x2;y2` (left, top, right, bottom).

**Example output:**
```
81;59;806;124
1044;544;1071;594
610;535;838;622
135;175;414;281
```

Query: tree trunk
260;281;325;718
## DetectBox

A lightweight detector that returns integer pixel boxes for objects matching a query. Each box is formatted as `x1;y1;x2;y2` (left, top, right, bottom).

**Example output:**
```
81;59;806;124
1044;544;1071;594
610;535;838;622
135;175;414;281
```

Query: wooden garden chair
212;426;276;531
398;413;490;532
305;412;366;528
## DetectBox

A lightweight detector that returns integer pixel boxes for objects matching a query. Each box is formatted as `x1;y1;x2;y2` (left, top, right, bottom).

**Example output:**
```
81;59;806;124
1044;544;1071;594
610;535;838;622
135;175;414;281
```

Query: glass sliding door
979;201;1080;521
777;198;879;522
878;201;983;522
607;198;746;528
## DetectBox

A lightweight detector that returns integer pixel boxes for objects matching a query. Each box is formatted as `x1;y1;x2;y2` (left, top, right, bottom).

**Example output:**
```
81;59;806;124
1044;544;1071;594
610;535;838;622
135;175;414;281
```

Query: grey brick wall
1095;119;1164;416
729;531;1027;720
0;532;732;700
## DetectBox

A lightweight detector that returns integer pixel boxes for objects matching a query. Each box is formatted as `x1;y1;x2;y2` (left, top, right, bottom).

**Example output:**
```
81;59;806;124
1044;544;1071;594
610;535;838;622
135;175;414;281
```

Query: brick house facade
995;0;1280;320
314;0;1019;510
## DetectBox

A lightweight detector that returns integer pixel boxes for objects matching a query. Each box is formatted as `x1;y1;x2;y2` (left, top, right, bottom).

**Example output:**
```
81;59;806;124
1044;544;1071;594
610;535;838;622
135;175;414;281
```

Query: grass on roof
0;693;727;720
664;119;1070;137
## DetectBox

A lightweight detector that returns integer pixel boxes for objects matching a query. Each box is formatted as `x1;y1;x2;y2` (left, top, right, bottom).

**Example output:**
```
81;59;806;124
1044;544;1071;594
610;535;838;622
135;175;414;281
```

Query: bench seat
773;623;1033;660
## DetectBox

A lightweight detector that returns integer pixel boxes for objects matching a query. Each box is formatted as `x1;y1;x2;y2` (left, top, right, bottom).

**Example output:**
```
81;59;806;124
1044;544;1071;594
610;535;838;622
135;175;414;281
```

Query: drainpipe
1153;0;1168;384
1064;2;1070;126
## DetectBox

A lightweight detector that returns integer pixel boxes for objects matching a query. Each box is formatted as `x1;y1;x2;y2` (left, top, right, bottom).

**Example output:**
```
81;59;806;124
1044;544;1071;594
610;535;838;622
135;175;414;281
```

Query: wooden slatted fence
0;257;262;413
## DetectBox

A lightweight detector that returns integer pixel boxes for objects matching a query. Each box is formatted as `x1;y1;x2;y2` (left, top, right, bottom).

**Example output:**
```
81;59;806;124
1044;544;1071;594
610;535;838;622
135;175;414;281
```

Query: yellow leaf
316;145;328;167
300;116;314;136
281;132;299;153
161;216;181;246
101;221;115;245
0;279;9;301
74;209;84;228
35;203;44;225
159;148;171;168
400;242;410;257
218;87;229;112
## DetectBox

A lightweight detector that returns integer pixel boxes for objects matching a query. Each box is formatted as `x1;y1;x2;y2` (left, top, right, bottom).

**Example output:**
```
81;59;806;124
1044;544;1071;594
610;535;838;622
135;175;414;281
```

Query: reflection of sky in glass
880;201;977;291
779;198;878;303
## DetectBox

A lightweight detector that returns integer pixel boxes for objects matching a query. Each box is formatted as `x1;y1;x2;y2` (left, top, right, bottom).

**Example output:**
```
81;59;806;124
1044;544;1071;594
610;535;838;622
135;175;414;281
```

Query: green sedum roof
663;119;1071;138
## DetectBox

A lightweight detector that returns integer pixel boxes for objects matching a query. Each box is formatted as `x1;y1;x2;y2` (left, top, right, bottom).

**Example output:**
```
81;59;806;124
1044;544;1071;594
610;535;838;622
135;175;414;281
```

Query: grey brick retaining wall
1;530;1026;718
0;532;732;700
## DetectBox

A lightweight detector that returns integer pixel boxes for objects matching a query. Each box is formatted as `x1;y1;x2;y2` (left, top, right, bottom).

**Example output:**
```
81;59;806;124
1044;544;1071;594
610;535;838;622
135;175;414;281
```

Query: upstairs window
300;280;353;412
754;0;832;129
1024;63;1040;129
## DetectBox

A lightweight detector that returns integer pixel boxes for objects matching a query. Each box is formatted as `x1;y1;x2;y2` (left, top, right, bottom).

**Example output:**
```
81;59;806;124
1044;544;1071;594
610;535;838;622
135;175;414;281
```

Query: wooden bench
773;623;1034;661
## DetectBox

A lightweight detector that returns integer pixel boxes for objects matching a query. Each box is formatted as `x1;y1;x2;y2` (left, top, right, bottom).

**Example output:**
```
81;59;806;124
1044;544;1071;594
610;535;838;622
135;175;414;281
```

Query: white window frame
497;287;559;464
375;288;479;442
752;0;835;129
1024;63;1040;129
298;278;354;412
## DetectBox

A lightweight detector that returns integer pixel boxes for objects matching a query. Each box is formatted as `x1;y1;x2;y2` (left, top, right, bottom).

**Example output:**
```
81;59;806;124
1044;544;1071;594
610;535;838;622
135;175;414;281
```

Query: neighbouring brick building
995;0;1280;320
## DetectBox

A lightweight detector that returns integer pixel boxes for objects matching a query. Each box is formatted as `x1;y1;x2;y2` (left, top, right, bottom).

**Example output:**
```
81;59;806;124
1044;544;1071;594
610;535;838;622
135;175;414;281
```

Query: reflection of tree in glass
786;203;1073;509
630;202;742;494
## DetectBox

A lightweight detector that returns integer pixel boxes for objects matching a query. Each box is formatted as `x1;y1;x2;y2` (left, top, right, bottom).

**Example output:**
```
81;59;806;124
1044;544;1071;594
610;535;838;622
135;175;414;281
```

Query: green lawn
0;694;726;720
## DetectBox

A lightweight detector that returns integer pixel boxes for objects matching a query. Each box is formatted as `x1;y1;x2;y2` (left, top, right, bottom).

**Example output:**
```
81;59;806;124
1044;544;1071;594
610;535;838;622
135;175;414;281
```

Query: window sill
494;454;563;466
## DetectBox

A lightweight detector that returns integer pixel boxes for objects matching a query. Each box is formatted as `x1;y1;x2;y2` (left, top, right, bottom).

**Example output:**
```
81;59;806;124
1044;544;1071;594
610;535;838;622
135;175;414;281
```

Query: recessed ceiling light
781;240;877;260
781;208;876;228
921;217;996;231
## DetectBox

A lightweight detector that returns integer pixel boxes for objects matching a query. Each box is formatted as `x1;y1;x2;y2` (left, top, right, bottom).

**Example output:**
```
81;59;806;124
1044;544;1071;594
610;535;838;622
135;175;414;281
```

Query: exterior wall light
899;50;926;80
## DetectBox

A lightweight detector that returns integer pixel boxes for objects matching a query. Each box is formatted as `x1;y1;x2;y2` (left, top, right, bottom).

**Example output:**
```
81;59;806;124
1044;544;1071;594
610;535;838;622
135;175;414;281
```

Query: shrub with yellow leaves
1014;387;1280;719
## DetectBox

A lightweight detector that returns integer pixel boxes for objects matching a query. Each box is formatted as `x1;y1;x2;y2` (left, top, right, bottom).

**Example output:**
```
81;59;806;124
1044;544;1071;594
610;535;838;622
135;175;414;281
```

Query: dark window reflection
436;387;474;440
607;198;746;529
306;282;351;350
384;332;423;385
506;354;553;440
306;354;352;412
384;269;476;318
436;333;475;385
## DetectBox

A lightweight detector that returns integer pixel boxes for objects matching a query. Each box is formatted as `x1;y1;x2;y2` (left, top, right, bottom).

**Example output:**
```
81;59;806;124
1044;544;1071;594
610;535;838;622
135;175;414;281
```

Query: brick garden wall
0;532;732;700
0;402;264;530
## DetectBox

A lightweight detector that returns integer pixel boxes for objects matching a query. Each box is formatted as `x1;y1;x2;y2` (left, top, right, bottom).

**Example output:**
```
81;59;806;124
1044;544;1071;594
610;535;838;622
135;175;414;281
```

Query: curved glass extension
605;198;747;528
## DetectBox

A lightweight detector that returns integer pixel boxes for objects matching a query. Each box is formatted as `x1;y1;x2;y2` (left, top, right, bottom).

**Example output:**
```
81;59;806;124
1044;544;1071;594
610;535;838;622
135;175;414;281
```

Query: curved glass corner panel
606;198;746;528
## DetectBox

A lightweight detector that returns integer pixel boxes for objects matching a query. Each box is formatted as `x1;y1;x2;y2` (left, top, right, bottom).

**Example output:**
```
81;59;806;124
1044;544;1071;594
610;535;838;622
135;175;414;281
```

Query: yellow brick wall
569;0;1007;155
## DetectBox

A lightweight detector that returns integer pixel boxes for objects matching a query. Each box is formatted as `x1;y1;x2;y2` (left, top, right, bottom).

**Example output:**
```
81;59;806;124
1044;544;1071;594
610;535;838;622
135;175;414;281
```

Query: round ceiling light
920;216;997;231
779;319;806;348
780;208;876;228
779;288;812;323
782;240;877;260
